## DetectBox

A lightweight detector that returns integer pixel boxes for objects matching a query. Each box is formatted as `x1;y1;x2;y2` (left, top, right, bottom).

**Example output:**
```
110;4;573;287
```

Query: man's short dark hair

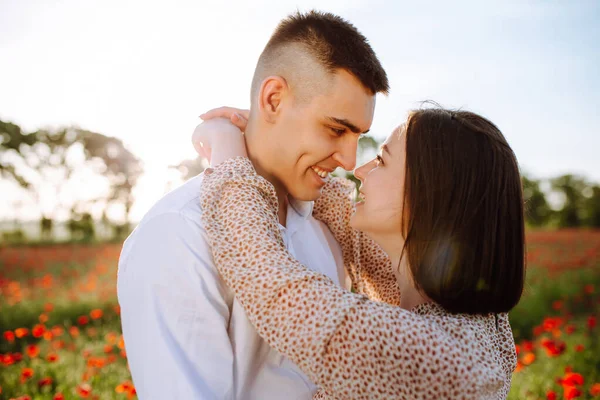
251;10;389;100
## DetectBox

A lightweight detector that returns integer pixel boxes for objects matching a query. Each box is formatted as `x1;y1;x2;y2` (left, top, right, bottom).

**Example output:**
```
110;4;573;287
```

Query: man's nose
332;139;358;171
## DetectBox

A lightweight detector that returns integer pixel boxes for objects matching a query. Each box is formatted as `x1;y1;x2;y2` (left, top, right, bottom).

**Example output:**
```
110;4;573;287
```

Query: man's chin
288;186;322;202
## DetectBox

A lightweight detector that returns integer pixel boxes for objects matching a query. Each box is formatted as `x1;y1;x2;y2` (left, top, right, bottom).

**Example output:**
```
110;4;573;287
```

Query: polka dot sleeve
313;178;401;305
199;158;515;400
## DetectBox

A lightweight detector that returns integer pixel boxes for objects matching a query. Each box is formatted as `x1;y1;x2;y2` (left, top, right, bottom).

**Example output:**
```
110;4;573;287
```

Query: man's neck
245;122;288;226
274;187;289;227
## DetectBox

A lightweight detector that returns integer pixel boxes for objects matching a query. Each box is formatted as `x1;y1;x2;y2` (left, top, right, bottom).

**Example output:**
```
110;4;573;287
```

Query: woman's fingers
237;109;250;120
200;106;249;121
230;113;248;132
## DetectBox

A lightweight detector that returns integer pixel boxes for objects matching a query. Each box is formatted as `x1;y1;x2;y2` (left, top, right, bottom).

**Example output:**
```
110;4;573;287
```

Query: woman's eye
375;154;384;166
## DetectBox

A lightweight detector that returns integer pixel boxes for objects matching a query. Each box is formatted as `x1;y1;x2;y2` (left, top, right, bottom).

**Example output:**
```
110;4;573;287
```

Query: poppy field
0;230;599;399
508;231;600;400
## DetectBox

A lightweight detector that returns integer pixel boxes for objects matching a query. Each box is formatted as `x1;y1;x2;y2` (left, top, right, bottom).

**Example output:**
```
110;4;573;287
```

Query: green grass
509;267;600;341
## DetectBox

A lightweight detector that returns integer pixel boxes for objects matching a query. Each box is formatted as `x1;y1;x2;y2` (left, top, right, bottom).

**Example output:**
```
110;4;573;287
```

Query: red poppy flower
584;284;595;294
26;344;40;358
564;386;582;400
541;338;566;357
115;381;132;393
32;324;46;338
522;341;534;352
21;367;34;383
543;317;563;332
562;372;584;387
3;331;15;342
522;352;536;365
51;326;64;337
128;386;137;399
3;354;15;366
76;383;92;398
15;328;29;338
90;309;103;320
552;300;563;310
38;377;53;387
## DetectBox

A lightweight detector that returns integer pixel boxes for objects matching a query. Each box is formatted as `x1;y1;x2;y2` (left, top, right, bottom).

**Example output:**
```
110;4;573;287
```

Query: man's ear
258;76;288;124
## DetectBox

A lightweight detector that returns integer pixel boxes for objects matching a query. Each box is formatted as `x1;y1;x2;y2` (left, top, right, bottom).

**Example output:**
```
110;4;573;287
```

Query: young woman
193;106;525;399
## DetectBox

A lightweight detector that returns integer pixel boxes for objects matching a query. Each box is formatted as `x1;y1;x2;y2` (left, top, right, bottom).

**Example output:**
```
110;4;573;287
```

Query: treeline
522;174;600;228
1;117;598;246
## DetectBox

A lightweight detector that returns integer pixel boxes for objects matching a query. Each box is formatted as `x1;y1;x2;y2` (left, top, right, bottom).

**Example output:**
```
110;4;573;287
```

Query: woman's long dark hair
401;107;525;314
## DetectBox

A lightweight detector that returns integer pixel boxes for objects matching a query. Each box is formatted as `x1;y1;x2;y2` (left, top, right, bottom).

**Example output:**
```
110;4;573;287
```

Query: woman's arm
199;158;473;400
191;116;247;166
194;107;401;305
313;179;401;305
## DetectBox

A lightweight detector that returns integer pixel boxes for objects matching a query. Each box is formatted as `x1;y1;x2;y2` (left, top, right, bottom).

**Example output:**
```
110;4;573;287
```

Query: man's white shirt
117;172;348;399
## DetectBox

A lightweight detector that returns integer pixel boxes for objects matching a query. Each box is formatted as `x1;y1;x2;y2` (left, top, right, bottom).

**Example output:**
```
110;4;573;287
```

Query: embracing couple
117;10;524;400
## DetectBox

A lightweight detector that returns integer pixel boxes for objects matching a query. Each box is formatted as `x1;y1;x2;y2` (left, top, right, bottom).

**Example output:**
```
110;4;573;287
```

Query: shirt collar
288;196;314;220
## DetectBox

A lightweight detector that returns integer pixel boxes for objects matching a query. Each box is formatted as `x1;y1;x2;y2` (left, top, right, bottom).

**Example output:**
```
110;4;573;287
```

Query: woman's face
350;125;407;239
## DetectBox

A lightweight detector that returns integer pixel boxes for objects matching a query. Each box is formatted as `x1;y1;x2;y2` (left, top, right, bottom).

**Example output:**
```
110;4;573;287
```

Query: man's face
266;70;376;201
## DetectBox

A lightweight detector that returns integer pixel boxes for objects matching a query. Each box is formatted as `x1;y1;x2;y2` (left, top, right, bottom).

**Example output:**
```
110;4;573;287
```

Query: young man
117;10;388;399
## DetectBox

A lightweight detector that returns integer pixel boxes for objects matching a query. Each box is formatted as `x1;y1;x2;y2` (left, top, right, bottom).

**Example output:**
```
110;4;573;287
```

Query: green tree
0;119;37;189
550;175;589;228
582;185;600;227
78;129;143;237
521;174;552;227
1;119;143;241
40;217;53;241
67;211;96;242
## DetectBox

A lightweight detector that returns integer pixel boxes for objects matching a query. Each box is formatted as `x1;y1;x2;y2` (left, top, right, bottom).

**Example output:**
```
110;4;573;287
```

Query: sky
1;0;599;221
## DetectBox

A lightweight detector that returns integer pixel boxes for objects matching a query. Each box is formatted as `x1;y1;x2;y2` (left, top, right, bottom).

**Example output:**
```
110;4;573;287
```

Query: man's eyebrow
326;117;370;134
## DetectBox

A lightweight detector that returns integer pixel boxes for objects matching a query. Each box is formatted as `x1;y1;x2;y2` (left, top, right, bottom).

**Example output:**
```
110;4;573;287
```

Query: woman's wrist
209;133;248;167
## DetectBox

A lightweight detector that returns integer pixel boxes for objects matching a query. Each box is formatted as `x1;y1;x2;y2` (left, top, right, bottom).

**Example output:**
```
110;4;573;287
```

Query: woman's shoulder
413;304;515;392
414;304;515;350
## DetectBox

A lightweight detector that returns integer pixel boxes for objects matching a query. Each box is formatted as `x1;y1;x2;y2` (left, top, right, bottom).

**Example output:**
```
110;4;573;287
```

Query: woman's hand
191;117;247;167
200;106;250;132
